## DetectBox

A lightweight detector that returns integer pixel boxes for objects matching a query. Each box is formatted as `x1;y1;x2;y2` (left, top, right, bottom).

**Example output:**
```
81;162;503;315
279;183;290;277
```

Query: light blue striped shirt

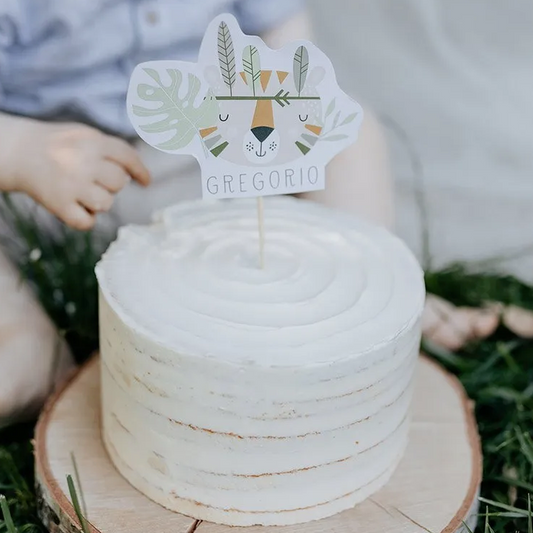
0;0;304;135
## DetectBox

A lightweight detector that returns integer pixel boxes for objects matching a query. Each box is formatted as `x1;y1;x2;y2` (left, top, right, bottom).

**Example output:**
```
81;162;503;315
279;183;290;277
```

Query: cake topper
127;13;363;267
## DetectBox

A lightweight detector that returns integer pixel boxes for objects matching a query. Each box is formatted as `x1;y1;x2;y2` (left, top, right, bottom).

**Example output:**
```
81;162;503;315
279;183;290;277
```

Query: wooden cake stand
35;356;481;533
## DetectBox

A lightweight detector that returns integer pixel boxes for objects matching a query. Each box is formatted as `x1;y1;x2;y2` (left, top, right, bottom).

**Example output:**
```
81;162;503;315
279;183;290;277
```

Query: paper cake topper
127;14;363;200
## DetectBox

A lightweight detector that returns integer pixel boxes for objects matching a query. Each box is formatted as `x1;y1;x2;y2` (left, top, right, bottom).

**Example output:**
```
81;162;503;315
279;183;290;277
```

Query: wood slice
35;356;481;533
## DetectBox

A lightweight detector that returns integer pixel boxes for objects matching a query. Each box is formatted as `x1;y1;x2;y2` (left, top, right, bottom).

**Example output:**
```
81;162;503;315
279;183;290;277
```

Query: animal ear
306;66;325;88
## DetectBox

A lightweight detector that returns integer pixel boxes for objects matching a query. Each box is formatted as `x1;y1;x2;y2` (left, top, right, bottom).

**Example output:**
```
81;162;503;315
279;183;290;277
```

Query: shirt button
145;10;159;25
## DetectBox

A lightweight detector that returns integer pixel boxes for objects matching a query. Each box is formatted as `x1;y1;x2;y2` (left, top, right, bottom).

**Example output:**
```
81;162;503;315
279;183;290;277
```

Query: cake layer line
101;343;418;431
104;410;409;483
102;357;414;439
104;431;404;525
103;330;420;409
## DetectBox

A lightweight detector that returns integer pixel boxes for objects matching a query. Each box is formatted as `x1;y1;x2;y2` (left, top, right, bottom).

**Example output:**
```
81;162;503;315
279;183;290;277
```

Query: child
0;1;392;427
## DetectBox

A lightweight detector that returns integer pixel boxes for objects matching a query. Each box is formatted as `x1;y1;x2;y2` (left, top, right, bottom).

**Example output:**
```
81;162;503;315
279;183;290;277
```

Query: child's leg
0;245;73;428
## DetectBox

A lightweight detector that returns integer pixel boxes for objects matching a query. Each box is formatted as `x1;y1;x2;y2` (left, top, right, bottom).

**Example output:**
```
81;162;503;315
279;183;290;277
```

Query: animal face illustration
201;52;326;166
128;14;362;194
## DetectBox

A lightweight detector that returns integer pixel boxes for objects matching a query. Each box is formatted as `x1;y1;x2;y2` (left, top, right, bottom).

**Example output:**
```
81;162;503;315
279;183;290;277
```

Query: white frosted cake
96;196;425;526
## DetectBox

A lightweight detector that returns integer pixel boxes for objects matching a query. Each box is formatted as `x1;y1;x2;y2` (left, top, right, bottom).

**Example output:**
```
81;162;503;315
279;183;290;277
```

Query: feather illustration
218;21;236;96
293;45;309;96
242;45;261;96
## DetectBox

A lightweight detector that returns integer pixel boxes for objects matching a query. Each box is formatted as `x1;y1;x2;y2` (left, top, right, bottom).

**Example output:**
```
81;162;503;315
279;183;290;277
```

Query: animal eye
219;114;230;122
299;114;308;122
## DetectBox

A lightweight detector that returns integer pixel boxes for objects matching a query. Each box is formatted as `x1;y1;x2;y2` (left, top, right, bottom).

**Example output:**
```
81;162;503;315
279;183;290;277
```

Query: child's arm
261;10;394;230
0;113;151;230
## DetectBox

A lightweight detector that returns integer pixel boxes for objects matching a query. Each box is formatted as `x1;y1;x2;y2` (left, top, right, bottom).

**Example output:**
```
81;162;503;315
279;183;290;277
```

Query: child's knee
0;251;74;426
0;318;73;426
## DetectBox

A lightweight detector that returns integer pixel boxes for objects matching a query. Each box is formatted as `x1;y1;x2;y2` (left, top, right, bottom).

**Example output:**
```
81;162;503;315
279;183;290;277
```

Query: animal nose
251;126;274;143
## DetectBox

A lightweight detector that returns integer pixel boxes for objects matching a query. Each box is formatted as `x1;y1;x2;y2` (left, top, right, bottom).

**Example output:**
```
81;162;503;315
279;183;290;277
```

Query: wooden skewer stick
257;197;265;269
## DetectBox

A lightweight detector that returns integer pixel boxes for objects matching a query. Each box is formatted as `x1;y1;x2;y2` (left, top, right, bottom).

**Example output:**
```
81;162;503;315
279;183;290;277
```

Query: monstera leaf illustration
132;68;219;151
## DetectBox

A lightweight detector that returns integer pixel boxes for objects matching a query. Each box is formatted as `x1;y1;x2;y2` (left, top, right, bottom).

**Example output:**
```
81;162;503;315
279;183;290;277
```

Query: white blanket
309;0;533;282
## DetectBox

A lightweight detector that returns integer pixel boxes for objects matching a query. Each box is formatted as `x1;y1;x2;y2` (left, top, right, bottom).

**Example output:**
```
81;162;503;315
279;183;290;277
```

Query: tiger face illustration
127;14;363;200
200;52;326;166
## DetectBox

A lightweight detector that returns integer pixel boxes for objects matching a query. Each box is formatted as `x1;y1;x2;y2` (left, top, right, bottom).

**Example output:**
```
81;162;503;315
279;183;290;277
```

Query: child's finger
95;161;130;193
102;136;151;186
60;203;95;231
78;185;114;213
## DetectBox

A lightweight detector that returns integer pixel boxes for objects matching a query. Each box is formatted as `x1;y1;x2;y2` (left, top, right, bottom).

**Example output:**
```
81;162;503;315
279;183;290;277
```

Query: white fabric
308;0;533;282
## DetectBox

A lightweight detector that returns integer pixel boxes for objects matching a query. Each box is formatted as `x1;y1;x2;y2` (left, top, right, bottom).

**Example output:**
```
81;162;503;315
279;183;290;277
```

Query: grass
425;268;533;532
0;193;107;362
0;200;532;532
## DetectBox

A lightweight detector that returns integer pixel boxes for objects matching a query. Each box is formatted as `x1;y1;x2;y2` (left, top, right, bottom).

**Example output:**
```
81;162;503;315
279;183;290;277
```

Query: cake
95;196;425;526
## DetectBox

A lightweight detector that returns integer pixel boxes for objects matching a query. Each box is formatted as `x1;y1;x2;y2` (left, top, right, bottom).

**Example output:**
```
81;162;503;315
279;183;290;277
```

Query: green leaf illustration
242;45;261;96
321;134;349;141
218;21;236;96
293;45;309;96
341;112;359;126
132;68;218;151
332;110;341;129
325;98;336;118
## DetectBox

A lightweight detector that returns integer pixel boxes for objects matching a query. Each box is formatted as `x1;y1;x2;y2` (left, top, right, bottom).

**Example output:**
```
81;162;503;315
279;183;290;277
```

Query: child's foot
422;294;500;351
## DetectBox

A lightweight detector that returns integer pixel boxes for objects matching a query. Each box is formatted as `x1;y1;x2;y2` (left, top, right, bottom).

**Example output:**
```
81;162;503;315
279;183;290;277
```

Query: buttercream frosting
96;196;425;526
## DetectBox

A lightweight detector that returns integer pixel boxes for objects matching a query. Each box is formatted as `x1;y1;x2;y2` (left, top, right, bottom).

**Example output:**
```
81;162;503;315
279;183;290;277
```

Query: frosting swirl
96;197;424;367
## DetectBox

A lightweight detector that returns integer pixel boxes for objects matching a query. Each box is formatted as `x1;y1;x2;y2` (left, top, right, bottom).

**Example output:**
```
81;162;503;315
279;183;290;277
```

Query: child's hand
0;115;151;230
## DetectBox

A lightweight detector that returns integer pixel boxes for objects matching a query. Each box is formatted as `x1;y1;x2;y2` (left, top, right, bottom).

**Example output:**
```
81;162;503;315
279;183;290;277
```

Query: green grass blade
0;450;29;496
479;497;530;517
70;453;88;520
66;475;89;533
515;428;533;469
495;476;533;494
0;495;17;533
497;341;521;373
420;338;471;370
527;494;533;533
461;519;474;533
483;511;533;518
484;505;495;533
